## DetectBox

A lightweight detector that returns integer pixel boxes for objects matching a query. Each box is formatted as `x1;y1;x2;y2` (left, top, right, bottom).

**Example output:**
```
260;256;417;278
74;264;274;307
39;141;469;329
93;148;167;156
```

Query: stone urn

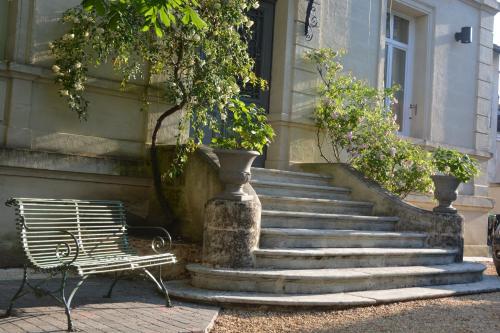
431;175;461;214
213;149;259;201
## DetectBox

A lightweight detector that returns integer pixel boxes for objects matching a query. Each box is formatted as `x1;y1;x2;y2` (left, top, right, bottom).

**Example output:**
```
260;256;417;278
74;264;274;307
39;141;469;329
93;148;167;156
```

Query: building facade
0;0;499;265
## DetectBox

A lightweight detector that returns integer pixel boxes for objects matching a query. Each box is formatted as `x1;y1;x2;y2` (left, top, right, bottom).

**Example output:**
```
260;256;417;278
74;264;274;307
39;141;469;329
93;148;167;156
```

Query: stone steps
251;167;333;186
168;275;500;308
251;180;351;200
260;228;427;248
170;167;487;308
259;195;373;215
254;248;458;269
187;262;485;294
261;210;398;231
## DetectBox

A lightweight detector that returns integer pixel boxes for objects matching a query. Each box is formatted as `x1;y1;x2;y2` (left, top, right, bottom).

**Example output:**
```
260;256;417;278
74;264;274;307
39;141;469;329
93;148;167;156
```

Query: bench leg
103;272;120;298
4;265;28;317
61;271;87;332
143;268;172;307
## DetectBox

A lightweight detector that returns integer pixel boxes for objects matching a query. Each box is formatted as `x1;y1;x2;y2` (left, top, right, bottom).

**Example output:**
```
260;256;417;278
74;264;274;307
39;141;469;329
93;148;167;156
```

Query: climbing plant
50;0;267;223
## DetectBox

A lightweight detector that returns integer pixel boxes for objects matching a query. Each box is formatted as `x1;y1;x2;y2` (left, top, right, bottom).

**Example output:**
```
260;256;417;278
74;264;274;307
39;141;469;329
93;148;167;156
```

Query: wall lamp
455;27;473;44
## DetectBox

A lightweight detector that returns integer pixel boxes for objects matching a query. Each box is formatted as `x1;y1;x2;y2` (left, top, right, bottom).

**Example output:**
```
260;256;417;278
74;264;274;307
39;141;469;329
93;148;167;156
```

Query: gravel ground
212;264;500;333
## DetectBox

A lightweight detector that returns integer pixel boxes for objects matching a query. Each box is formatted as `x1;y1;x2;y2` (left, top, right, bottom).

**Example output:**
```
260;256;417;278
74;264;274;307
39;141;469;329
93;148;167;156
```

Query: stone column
202;198;261;268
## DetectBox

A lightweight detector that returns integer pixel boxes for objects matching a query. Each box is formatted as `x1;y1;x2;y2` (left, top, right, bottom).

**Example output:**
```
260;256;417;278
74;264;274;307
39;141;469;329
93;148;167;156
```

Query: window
384;12;413;135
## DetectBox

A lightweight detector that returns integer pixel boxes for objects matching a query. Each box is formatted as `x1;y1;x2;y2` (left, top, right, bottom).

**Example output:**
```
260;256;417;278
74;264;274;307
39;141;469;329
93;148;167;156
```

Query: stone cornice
459;0;500;13
0;61;168;102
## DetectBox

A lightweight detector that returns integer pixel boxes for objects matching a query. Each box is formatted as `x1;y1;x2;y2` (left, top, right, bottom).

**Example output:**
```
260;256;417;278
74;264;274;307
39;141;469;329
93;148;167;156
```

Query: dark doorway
197;0;275;168
243;0;275;167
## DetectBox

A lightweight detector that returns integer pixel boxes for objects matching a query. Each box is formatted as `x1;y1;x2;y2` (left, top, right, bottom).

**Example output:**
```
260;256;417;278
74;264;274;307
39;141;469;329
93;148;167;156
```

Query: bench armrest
54;230;81;266
126;225;173;254
21;218;80;267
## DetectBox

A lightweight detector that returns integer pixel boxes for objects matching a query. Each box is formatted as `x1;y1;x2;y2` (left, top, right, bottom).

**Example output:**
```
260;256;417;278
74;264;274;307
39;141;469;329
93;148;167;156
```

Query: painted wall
267;0;496;171
0;0;181;161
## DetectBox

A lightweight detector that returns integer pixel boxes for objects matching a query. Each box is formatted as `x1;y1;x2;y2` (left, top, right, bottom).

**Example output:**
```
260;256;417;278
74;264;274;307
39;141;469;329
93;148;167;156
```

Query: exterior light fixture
455;27;473;44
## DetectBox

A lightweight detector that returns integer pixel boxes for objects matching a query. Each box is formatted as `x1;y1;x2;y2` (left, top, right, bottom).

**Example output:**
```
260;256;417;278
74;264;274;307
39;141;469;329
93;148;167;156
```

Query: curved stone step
261;210;398;231
258;195;373;215
260;228;427;248
254;248;458;269
187;262;486;294
251;180;351;200
251;167;332;186
167;275;500;308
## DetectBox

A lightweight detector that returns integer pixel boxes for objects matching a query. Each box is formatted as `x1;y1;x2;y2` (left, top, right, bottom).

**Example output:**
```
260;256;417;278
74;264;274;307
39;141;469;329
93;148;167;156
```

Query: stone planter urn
431;175;461;214
213;149;259;201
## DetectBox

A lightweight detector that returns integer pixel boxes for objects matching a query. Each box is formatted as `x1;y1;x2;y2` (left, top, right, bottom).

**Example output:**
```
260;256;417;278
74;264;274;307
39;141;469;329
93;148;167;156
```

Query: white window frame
385;11;415;137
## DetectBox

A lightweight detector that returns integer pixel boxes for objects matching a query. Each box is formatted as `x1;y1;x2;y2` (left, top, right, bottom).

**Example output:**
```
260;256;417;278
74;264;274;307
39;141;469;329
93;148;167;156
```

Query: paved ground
212;263;500;333
0;271;219;333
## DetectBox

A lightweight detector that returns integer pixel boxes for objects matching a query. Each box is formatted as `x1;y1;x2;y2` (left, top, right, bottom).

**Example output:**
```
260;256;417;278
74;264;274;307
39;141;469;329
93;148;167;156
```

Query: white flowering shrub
306;49;434;198
50;0;273;221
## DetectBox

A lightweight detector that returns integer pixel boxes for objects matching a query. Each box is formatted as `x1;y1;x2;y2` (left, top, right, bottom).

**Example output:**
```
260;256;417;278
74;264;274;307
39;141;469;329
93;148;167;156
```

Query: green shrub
211;98;275;153
306;48;434;198
432;148;479;183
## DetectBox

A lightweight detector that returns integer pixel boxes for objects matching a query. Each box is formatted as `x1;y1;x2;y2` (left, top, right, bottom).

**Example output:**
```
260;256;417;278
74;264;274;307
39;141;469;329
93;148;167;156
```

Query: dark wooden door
197;0;275;167
243;0;275;167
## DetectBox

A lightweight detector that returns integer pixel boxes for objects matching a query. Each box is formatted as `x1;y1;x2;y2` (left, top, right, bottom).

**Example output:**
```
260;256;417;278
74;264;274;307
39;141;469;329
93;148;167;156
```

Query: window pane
391;47;406;131
386;13;391;38
497;112;500;133
393;15;409;44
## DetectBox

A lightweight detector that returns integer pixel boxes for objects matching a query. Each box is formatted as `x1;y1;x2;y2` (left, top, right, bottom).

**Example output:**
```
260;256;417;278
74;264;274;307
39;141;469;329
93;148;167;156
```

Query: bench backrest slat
10;198;132;269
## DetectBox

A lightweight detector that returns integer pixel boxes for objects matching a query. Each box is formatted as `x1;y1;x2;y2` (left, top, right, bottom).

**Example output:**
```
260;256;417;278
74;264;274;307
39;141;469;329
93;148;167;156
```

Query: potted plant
211;98;275;201
431;148;479;213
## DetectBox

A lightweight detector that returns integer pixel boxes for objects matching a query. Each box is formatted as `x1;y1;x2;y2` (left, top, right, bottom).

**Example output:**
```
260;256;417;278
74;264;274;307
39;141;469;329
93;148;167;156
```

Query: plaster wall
269;0;495;167
0;0;181;161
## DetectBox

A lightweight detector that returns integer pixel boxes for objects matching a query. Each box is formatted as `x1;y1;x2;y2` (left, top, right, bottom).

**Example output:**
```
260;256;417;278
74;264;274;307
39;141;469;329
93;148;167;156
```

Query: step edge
254;248;460;257
251;167;332;179
260;228;428;238
251;180;351;192
259;195;373;206
261;210;399;221
167;276;500;307
186;263;486;280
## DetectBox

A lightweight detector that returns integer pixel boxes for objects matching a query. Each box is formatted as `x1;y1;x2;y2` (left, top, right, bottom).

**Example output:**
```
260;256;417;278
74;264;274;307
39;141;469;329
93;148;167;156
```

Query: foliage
81;0;206;36
50;0;270;222
432;148;479;183
306;48;434;197
211;98;275;153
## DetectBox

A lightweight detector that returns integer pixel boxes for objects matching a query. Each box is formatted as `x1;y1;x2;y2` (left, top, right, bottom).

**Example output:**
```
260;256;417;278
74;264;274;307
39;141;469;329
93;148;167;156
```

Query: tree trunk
150;104;184;224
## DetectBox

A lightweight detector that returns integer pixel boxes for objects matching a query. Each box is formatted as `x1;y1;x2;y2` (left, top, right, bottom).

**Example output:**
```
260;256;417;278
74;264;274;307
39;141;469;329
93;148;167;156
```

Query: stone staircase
168;167;499;307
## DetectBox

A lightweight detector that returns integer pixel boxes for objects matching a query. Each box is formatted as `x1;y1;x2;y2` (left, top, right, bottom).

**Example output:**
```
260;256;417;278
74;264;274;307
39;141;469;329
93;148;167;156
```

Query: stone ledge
406;193;494;210
167;275;500;308
0;147;149;179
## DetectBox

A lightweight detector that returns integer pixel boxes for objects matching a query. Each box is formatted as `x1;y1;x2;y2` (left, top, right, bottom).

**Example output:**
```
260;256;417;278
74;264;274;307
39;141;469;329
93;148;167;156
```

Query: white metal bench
4;198;177;332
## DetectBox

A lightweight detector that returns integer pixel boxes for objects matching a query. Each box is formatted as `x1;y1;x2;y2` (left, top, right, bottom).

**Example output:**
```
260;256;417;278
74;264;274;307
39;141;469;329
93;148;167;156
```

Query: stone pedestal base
202;198;261;268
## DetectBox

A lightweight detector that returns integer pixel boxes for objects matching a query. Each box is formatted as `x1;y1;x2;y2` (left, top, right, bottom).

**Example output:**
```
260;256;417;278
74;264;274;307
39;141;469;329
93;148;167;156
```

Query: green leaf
159;8;171;27
154;25;163;37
